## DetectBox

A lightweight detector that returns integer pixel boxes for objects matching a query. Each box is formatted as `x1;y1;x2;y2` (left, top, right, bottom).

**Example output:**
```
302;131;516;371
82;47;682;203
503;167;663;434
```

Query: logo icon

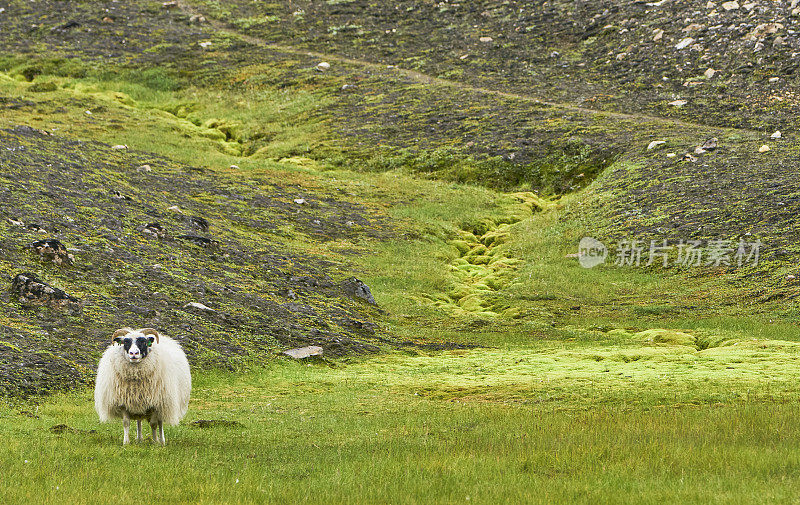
578;237;607;268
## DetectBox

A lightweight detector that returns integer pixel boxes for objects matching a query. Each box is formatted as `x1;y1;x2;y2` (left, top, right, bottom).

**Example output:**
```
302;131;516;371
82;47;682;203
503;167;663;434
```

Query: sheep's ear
147;336;155;347
112;328;130;344
139;328;160;344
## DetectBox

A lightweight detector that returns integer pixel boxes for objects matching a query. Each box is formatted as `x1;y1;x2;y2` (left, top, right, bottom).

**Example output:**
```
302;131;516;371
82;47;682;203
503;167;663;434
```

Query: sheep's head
112;328;160;363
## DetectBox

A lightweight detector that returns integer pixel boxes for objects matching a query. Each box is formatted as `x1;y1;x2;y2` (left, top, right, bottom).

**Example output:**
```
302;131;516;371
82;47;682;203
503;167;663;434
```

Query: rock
188;216;210;232
101;17;114;24
111;190;133;201
11;273;82;311
721;1;739;10
759;145;770;153
683;153;698;162
769;77;780;83
293;198;307;205
184;302;215;312
683;24;703;33
666;153;677;158
7;217;24;227
281;346;324;359
479;36;493;43
189;14;206;23
694;147;707;154
787;275;796;281
675;37;694;50
754;42;764;52
229;164;239;169
30;239;74;265
167;205;183;213
111;144;128;150
137;164;152;172
162;1;179;8
701;137;718;150
316;61;330;71
198;41;212;49
704;68;717;79
142;222;165;239
668;99;687;106
647;140;667;150
341;277;376;304
653;29;664;41
771;130;782;139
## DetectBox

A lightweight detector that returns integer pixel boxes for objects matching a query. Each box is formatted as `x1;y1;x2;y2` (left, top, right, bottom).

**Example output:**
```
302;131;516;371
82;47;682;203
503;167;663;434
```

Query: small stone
341;277;376;304
683;153;698;162
675;37;694;50
759;145;770;153
282;346;324;359
184;302;215;312
666;153;677;158
479;36;493;43
111;144;128;150
198;41;212;49
668;99;687;106
704;68;717;79
683;24;703;32
653;29;664;41
769;77;780;83
707;1;716;7
787;274;796;281
137;164;152;172
771;130;782;139
229;164;240;169
616;52;627;60
694;147;707;154
754;42;764;52
721;1;739;10
162;1;178;8
167;205;183;213
102;17;114;24
293;198;306;205
7;217;24;227
647;140;667;150
316;61;330;71
701;137;718;150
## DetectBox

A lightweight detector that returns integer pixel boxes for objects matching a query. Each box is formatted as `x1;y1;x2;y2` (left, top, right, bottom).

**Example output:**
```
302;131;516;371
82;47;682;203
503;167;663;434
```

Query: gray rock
341;277;376;304
282;346;324;359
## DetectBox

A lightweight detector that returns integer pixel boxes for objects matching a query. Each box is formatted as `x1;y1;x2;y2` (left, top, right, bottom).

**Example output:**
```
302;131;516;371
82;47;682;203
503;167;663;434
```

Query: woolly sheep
95;327;191;446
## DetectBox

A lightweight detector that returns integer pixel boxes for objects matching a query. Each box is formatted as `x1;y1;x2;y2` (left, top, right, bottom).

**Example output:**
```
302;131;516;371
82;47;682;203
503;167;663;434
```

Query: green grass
3;353;800;505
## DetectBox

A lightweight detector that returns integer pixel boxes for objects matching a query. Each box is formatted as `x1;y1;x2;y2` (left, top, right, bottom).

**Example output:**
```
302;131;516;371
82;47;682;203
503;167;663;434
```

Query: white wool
95;333;191;426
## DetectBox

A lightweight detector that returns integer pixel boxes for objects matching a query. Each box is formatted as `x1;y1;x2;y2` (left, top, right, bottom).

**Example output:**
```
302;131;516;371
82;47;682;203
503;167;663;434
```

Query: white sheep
94;327;191;446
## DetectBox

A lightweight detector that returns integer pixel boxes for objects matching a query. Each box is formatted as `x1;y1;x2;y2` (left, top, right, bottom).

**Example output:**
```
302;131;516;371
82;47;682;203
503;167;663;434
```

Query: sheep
94;327;191;446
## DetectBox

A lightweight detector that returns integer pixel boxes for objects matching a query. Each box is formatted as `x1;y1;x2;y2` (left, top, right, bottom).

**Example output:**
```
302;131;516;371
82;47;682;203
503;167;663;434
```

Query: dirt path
178;1;755;136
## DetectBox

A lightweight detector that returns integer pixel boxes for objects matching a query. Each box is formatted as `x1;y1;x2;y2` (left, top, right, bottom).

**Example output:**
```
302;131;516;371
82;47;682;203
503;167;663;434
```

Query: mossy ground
2;0;800;503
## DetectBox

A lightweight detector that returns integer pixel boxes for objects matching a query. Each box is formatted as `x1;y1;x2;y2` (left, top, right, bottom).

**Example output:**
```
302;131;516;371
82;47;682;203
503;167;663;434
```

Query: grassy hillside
1;0;800;503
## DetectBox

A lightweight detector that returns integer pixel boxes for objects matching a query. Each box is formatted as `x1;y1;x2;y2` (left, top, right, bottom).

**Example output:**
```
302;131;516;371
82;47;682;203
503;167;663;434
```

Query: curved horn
139;328;160;344
112;328;130;343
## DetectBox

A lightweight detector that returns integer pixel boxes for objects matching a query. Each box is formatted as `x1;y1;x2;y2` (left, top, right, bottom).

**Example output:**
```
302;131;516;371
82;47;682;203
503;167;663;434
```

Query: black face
113;335;155;361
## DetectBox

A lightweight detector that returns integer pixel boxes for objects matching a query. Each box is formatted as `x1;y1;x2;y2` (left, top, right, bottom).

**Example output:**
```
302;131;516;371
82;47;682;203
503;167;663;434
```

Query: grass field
3;353;800;505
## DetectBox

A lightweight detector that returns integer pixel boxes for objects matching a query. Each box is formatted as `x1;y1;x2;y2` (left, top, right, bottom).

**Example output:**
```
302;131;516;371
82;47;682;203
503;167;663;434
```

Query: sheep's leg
136;420;143;442
158;422;165;446
149;421;158;444
122;412;130;446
